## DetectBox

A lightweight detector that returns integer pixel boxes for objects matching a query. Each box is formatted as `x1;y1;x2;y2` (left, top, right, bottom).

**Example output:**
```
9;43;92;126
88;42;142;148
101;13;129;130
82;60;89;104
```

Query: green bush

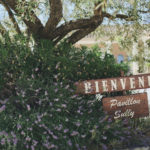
0;35;143;150
0;78;138;150
0;37;128;87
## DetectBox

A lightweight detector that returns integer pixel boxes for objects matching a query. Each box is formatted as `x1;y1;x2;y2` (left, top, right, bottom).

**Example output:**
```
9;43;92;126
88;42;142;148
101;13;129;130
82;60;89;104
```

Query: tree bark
67;27;99;45
44;0;63;34
103;12;135;21
5;0;44;35
0;0;21;34
47;16;104;40
3;0;140;45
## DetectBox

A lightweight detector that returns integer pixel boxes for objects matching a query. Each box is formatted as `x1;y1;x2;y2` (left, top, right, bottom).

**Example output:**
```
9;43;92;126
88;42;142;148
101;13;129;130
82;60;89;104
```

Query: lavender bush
0;77;135;150
0;36;143;149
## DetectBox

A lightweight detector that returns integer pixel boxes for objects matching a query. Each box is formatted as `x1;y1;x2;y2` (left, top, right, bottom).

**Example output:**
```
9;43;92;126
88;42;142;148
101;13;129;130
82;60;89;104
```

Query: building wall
75;36;150;75
75;37;129;63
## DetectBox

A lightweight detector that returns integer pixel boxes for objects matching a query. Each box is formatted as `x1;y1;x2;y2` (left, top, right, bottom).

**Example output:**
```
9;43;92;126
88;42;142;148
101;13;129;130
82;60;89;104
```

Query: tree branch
103;12;135;21
0;23;7;35
5;0;44;35
66;26;100;45
48;15;103;40
53;31;69;45
138;9;150;13
0;0;21;34
44;0;63;33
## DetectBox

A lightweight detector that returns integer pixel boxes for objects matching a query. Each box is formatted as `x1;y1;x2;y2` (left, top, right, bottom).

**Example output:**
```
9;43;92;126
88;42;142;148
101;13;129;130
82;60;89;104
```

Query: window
127;56;132;61
117;55;124;63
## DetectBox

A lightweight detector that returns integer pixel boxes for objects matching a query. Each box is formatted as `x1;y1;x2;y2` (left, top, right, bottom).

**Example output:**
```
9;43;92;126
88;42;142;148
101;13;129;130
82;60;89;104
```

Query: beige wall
75;38;129;61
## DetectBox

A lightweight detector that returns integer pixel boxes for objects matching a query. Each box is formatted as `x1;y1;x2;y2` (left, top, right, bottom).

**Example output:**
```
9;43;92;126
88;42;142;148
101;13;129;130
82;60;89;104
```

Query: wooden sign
102;93;149;119
75;73;150;94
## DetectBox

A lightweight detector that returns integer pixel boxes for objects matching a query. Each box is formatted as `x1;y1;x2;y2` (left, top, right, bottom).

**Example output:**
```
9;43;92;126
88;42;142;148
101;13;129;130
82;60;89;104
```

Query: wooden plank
102;93;149;119
75;73;150;94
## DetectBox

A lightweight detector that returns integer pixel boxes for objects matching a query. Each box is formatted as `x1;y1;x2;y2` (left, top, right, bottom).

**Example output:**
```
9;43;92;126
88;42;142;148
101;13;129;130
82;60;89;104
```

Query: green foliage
0;37;141;150
0;77;137;150
0;35;129;88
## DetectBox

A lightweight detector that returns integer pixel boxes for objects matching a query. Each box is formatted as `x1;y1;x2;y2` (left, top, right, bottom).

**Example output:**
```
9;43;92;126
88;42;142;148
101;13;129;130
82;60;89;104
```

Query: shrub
0;37;128;86
0;78;138;150
0;35;141;150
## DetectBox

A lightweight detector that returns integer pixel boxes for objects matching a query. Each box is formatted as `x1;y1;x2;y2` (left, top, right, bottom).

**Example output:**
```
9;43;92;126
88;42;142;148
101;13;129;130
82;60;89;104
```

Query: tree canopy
0;0;150;45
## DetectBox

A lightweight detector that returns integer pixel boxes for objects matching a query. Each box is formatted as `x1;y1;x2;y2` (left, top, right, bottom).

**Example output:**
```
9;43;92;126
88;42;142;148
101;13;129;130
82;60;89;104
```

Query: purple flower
21;91;25;97
21;131;25;136
1;138;5;145
2;131;8;137
54;88;58;93
54;82;58;86
76;144;80;149
102;144;107;150
108;118;112;123
75;122;81;127
0;99;8;104
27;127;32;131
88;109;93;114
48;130;53;135
54;75;58;79
82;146;87;150
67;140;72;146
99;116;108;123
49;144;55;149
7;138;11;144
13;138;18;145
26;145;29;149
52;135;58;140
56;108;61;112
71;131;79;136
26;104;31;111
35;120;38;124
31;145;35;150
54;98;59;102
0;105;6;112
65;118;69;122
17;124;22;130
89;129;94;133
64;129;69;133
11;131;16;138
55;124;62;131
35;68;39;71
64;85;69;89
35;89;40;93
120;136;125;141
56;62;60;69
81;134;86;138
71;95;78;99
61;104;67;108
31;74;35;79
33;140;38;146
26;136;31;141
45;91;48;96
77;110;81;113
102;136;107;140
49;102;53;106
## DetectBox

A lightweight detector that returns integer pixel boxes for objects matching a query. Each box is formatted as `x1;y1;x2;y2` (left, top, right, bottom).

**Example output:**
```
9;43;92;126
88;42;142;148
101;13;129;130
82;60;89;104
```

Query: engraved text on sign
102;93;149;119
75;73;150;94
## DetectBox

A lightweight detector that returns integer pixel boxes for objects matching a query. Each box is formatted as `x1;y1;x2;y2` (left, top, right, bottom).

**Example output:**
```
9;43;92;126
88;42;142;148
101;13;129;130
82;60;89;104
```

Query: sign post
76;73;150;95
75;73;150;119
102;93;149;119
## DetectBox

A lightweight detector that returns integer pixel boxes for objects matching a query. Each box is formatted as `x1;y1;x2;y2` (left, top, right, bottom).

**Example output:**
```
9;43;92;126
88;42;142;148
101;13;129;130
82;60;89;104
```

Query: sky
0;5;6;20
0;1;150;27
